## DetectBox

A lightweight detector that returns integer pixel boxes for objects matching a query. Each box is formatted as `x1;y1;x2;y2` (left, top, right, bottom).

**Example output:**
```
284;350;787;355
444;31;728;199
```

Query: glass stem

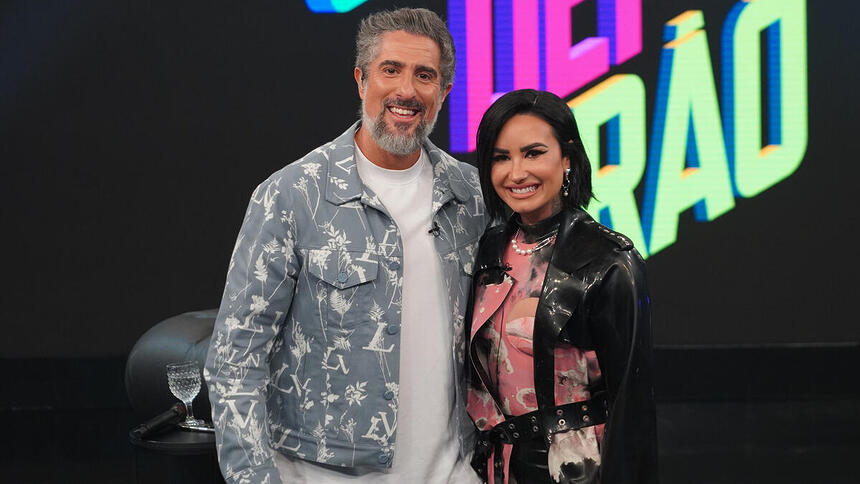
184;400;195;423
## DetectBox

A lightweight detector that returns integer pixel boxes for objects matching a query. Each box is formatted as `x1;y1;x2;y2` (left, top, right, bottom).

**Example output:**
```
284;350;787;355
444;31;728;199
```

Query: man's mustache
383;97;425;113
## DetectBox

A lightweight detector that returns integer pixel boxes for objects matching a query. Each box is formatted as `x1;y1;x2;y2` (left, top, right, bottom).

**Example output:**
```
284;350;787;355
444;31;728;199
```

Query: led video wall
449;0;806;258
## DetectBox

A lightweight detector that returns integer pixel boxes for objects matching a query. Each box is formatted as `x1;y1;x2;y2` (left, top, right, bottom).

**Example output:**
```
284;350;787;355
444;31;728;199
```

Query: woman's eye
491;155;509;163
525;149;546;159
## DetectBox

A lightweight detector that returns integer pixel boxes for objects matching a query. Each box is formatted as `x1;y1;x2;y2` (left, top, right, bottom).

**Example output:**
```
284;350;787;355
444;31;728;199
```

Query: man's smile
383;97;425;124
388;106;419;116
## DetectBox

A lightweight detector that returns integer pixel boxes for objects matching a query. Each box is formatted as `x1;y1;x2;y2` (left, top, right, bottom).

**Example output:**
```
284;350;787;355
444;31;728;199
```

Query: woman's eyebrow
519;142;548;152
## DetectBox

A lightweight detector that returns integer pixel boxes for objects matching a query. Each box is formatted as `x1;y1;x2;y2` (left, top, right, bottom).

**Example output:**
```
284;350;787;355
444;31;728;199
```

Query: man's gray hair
355;8;456;88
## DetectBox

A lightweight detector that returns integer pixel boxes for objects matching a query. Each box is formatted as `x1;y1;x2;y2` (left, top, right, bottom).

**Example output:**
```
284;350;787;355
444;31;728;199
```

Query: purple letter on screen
448;0;641;152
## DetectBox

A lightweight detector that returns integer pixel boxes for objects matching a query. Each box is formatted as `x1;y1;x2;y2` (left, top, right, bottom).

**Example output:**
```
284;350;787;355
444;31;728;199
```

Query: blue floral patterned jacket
204;123;487;483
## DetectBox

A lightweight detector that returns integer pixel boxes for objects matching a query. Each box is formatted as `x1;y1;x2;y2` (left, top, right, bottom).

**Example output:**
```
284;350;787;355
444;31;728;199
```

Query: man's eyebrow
379;60;405;69
520;142;549;152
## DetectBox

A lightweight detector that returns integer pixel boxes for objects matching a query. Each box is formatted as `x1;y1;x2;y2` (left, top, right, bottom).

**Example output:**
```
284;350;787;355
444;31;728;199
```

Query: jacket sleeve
204;176;300;484
589;248;658;484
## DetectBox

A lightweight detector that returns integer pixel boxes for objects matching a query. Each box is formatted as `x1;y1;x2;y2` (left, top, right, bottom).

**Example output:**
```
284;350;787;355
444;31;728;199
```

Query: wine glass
166;361;205;428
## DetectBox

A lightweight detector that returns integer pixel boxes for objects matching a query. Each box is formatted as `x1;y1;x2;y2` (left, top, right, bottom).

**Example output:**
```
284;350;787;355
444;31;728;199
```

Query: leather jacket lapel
533;209;592;410
470;275;514;342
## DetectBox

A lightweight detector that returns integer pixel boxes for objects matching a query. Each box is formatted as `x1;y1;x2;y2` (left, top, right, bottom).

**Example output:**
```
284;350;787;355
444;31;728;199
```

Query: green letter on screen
642;10;735;256
722;0;808;198
570;74;649;257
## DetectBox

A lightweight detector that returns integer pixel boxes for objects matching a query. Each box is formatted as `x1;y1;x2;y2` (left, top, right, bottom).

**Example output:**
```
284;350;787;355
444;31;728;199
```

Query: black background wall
2;1;860;482
3;0;859;358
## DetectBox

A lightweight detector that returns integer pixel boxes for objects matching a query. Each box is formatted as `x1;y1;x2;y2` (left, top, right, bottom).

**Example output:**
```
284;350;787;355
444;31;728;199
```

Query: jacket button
388;260;401;271
386;324;400;335
337;271;348;283
378;453;390;464
383;390;395;400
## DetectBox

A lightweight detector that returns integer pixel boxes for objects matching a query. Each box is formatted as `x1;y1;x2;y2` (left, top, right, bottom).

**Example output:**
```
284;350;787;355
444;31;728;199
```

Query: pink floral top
467;233;604;483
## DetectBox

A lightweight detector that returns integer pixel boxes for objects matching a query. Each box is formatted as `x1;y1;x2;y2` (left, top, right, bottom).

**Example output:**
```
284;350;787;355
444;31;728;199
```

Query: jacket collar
475;208;596;282
469;273;514;342
549;208;599;273
323;121;471;208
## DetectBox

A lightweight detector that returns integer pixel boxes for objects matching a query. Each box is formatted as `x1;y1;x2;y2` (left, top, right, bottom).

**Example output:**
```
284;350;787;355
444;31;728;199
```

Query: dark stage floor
2;346;859;483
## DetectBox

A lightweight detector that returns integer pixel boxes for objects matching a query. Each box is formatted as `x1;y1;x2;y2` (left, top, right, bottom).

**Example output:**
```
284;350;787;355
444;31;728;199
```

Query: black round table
129;426;225;483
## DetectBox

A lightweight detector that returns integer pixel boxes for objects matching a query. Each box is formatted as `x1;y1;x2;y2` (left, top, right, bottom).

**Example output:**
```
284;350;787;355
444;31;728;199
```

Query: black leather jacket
466;208;658;483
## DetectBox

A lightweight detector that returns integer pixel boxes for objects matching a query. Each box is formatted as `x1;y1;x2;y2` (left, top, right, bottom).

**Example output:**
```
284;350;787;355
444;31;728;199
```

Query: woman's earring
562;168;571;197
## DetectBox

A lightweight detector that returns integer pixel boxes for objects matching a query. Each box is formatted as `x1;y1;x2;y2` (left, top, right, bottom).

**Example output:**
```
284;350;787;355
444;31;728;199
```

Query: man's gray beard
361;98;439;156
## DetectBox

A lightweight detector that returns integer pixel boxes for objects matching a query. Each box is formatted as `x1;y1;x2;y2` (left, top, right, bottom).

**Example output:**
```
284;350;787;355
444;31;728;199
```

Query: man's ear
354;67;365;99
440;82;453;105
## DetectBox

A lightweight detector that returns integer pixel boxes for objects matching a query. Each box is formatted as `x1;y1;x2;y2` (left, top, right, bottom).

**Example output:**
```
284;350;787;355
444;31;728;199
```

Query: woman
466;89;657;484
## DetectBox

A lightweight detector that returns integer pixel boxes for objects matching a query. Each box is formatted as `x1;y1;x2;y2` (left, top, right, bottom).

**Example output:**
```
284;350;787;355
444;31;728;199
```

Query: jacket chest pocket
306;248;380;332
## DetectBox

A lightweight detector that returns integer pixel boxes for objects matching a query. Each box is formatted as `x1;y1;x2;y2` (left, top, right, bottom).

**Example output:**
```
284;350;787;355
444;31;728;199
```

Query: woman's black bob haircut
475;89;593;222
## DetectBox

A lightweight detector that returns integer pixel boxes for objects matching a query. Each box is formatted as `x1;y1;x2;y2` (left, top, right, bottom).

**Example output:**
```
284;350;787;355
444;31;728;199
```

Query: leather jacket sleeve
587;248;658;484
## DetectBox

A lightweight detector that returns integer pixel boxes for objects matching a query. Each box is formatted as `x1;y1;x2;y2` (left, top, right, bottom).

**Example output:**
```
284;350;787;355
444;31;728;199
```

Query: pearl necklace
510;229;557;256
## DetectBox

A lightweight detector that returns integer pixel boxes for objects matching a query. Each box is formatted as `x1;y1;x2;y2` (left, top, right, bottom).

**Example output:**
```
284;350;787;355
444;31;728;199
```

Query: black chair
125;309;224;484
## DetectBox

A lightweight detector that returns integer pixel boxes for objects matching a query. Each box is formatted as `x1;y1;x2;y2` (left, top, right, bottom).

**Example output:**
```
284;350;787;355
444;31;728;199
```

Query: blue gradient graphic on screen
306;0;369;13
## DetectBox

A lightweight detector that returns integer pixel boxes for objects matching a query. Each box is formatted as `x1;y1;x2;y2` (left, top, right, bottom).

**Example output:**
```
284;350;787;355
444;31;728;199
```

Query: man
205;8;486;483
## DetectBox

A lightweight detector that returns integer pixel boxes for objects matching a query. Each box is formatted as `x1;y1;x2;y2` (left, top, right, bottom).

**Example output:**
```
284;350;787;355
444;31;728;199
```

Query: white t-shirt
274;146;479;484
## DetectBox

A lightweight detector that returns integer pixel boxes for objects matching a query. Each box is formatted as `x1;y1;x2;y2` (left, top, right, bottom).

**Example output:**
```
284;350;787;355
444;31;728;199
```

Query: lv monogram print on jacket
205;123;487;484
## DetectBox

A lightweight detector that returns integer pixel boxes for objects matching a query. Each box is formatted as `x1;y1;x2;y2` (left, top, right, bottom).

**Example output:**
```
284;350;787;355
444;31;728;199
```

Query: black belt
472;393;608;484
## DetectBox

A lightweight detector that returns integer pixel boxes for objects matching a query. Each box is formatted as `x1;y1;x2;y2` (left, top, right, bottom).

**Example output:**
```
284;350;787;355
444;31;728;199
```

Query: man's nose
395;73;417;98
